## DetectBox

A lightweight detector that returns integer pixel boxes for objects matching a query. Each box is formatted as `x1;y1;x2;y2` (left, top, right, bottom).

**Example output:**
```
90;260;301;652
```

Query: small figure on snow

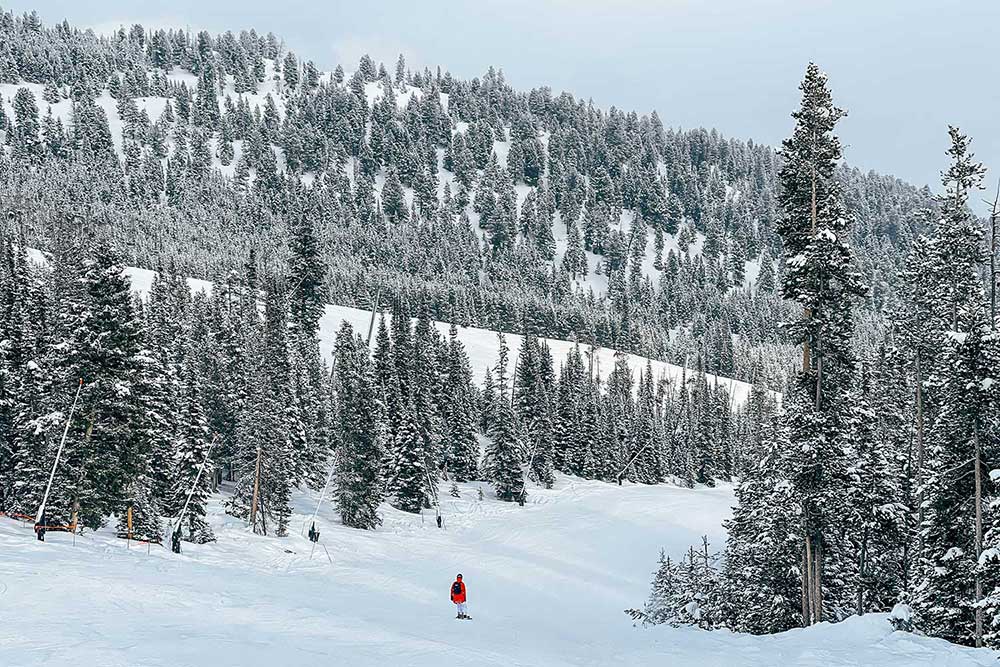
34;511;46;542
450;573;469;619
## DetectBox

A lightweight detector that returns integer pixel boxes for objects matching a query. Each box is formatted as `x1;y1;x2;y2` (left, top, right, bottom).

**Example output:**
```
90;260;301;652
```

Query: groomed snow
1;476;994;666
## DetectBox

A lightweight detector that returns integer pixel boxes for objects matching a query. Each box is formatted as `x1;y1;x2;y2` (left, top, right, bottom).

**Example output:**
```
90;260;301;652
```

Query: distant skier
450;574;469;619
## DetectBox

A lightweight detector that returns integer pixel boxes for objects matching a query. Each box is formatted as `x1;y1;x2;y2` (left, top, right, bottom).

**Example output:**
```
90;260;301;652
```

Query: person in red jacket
450;574;469;619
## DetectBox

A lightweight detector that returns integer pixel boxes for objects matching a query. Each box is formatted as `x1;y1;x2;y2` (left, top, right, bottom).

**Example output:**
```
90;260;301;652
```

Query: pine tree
391;399;428;513
515;335;555;487
334;322;384;529
484;335;525;501
916;128;998;647
721;424;802;633
382;168;408;223
442;324;479;481
629;550;680;626
11;87;42;162
282;51;299;91
171;370;216;544
775;63;865;624
54;241;151;530
116;475;163;543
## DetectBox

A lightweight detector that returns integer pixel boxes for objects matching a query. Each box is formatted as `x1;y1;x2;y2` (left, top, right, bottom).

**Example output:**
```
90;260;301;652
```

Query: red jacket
450;580;467;604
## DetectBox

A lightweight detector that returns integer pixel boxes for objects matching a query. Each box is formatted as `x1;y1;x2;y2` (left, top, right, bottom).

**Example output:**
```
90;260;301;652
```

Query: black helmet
456;573;463;579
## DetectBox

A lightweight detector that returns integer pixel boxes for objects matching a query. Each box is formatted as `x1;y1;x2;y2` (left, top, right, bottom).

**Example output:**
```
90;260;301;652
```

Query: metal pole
35;379;83;526
613;442;649;483
366;287;382;345
173;434;218;540
249;445;262;530
302;462;336;536
425;469;443;524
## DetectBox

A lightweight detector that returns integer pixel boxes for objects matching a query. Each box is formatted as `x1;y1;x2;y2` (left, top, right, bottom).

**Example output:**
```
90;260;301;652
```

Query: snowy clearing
1;475;993;666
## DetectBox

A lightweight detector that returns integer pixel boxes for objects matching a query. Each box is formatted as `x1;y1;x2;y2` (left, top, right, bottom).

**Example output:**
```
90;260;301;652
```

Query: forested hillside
0;8;931;391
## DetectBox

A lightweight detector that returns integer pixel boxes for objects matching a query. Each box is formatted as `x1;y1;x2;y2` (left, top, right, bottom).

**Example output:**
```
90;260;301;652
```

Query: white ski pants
456;602;468;615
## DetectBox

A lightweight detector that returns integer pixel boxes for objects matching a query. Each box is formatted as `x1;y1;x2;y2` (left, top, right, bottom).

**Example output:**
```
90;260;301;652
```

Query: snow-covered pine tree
1;244;52;515
484;334;525;502
170;368;216;544
628;550;680;626
915;128;999;647
390;398;428;513
58;240;152;530
412;307;444;473
775;62;865;624
674;538;722;630
116;475;163;543
845;361;909;616
721;420;802;633
442;323;479;481
515;335;555;487
334;322;385;529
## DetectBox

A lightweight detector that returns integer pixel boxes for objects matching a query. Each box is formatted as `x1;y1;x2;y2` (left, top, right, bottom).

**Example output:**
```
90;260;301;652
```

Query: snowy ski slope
1;476;994;666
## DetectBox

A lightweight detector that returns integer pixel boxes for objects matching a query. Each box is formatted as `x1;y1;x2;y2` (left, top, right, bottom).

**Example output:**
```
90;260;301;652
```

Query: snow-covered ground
1;475;994;666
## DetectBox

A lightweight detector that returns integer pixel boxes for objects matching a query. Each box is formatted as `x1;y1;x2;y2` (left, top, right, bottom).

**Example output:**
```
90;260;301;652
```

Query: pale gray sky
8;0;1000;210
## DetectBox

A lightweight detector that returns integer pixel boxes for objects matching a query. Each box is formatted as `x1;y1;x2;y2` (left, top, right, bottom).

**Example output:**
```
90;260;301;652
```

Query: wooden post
127;505;133;546
249;445;263;533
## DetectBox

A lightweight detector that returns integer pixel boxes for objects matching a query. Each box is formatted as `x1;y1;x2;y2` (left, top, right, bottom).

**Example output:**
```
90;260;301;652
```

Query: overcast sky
9;0;1000;210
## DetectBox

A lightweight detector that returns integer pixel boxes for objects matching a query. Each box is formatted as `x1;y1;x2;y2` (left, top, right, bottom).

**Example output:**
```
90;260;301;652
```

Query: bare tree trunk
915;352;925;557
803;313;811;371
249;445;263;534
975;424;983;647
804;535;814;625
813;540;823;623
365;286;381;345
857;525;869;616
991;203;997;326
801;548;809;624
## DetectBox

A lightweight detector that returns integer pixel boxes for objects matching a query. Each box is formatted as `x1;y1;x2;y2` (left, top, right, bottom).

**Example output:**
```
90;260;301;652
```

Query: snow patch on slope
121;264;761;405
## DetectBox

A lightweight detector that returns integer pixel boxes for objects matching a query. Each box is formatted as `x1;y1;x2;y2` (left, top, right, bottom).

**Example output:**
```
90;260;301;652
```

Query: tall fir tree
334;322;385;529
774;63;865;624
